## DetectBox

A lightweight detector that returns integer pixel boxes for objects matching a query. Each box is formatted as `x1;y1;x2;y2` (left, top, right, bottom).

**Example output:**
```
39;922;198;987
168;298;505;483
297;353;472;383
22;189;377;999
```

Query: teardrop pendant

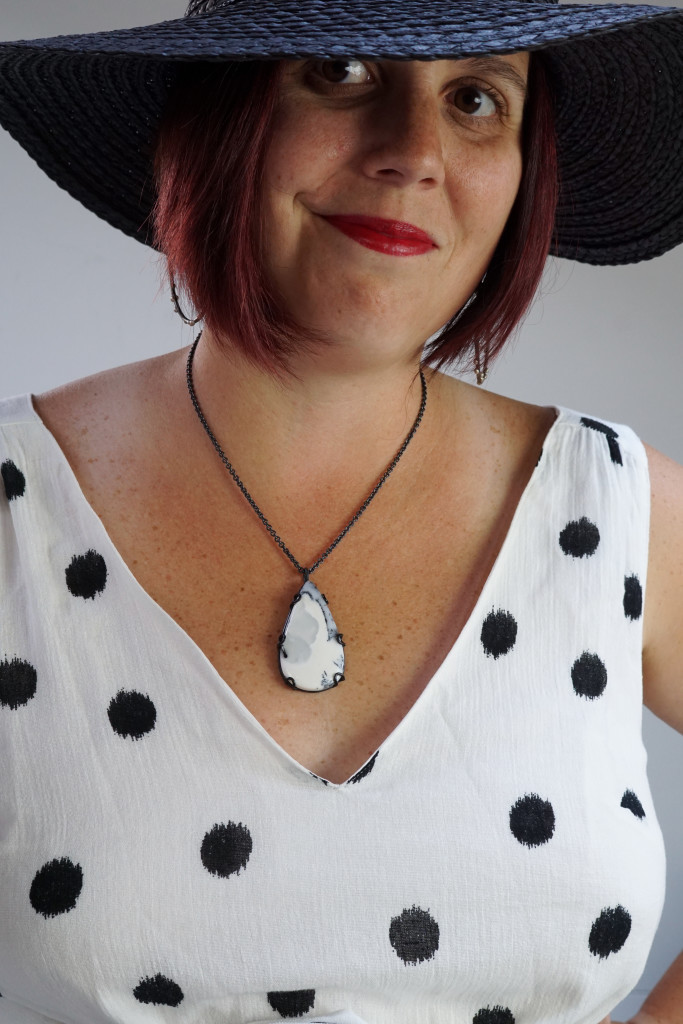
278;580;346;692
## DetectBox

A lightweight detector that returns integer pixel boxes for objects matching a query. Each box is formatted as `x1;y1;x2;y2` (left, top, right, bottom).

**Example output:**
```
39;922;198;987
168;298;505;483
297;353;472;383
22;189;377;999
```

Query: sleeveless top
0;393;667;1024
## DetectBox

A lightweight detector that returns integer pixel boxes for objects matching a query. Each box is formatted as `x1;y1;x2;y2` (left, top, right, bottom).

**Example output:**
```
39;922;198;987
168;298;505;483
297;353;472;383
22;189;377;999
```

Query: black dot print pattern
559;517;600;558
621;790;646;819
589;906;632;958
473;1008;516;1024
133;974;184;1007
481;610;518;659
571;652;607;699
509;794;556;847
580;417;623;466
65;549;107;599
1;459;26;500
267;990;316;1018
0;657;37;709
201;822;253;877
623;575;643;620
107;690;157;739
29;858;83;918
389;905;440;964
348;751;379;784
309;772;329;786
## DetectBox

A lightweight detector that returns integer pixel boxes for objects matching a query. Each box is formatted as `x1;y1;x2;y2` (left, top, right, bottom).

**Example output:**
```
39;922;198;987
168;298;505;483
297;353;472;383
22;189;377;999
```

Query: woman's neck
178;328;446;502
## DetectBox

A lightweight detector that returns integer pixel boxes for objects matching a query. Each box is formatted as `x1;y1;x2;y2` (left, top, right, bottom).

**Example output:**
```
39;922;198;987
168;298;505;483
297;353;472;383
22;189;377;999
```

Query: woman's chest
29;381;550;784
92;482;508;784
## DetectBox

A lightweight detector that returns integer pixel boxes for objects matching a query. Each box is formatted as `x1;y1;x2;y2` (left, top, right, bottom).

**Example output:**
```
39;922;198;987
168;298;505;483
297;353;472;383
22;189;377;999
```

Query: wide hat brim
0;0;681;265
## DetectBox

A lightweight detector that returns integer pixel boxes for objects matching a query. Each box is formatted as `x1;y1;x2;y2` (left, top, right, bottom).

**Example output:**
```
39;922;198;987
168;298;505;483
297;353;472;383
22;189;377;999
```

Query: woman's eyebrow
455;56;528;100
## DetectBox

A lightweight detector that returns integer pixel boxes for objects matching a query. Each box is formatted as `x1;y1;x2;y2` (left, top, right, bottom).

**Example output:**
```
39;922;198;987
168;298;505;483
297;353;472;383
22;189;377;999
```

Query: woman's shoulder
442;376;682;727
31;350;179;445
0;351;188;539
26;350;188;488
432;369;649;467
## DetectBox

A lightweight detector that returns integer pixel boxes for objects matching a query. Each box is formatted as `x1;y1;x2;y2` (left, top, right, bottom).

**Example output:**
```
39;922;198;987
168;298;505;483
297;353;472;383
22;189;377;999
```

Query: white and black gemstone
278;580;345;692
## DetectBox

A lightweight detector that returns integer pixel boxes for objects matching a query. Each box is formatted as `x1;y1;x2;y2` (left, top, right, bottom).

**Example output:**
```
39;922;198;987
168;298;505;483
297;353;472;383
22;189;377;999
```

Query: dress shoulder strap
539;406;651;621
554;406;649;474
0;392;36;428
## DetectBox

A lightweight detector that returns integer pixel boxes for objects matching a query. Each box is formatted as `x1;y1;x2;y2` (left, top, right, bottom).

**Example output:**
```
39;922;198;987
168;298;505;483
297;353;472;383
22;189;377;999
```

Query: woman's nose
360;91;447;187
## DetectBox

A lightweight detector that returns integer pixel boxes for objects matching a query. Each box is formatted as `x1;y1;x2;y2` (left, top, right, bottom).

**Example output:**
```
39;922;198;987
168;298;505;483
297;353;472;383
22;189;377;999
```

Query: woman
0;1;681;1022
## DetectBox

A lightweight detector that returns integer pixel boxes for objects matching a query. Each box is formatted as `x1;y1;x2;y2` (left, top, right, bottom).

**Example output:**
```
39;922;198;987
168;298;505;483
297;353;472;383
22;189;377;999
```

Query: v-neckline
24;393;564;788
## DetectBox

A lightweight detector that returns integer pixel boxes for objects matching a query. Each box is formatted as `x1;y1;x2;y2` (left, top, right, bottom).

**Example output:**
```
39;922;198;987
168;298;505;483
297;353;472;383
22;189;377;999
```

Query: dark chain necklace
185;332;428;693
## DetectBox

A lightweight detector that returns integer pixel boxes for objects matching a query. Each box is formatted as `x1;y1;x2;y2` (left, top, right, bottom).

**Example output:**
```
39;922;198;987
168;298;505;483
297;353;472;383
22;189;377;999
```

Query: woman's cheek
271;93;354;158
462;146;523;236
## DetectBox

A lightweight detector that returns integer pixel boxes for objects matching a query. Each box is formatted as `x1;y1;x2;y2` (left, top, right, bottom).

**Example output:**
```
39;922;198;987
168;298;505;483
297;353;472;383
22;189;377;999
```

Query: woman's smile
320;213;438;257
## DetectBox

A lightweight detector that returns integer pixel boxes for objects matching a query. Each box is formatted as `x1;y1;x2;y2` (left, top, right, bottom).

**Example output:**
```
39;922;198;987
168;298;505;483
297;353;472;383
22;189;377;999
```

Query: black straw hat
0;0;681;265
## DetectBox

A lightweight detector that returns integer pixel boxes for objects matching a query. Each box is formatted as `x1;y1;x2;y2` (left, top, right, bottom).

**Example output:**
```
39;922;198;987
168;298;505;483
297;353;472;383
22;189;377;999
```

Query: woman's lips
321;214;437;256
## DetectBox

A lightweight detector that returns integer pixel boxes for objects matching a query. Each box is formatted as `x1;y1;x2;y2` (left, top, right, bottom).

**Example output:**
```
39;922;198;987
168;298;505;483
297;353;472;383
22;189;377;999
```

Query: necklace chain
185;333;428;580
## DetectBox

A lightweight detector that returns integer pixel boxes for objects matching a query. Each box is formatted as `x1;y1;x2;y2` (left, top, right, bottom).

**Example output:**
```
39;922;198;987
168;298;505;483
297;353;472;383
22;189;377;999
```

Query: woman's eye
314;59;373;86
453;85;498;117
307;62;502;119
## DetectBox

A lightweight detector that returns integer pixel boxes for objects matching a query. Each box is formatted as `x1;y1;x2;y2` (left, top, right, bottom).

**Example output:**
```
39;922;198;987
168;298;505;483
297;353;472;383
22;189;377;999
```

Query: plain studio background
0;1;681;1019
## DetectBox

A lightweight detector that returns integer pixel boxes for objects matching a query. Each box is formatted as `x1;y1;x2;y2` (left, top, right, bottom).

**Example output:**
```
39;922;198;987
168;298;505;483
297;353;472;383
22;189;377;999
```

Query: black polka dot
571;652;607;699
589;905;632;958
481;610;518;659
348;750;379;784
580;417;622;466
580;417;618;439
201;821;253;878
1;459;26;500
107;690;157;739
29;857;83;917
389;905;440;964
65;549;107;599
509;794;555;848
605;436;622;465
0;657;37;709
621;789;645;819
559;517;600;558
623;575;643;621
133;974;184;1007
267;990;316;1017
473;1008;516;1024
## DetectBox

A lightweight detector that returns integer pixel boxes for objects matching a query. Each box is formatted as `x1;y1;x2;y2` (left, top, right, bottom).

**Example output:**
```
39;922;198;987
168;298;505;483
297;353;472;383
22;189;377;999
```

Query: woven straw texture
0;0;681;264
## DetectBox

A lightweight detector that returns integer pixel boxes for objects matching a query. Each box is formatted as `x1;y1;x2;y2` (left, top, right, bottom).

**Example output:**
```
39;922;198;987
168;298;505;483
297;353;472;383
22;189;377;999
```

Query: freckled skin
260;54;528;372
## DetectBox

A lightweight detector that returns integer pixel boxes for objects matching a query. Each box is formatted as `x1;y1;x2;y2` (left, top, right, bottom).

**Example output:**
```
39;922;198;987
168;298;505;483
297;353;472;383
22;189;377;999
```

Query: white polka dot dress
0;394;666;1024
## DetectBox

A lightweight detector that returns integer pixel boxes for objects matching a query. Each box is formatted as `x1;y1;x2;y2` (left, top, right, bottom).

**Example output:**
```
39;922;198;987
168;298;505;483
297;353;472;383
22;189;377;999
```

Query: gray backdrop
1;2;681;1018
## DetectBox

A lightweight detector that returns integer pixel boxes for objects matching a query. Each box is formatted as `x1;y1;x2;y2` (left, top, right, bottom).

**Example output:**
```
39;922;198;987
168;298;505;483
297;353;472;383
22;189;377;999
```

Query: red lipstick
321;214;437;256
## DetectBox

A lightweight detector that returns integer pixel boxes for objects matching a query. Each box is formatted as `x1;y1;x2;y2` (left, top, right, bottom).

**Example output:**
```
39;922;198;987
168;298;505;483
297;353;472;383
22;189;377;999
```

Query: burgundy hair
152;54;558;376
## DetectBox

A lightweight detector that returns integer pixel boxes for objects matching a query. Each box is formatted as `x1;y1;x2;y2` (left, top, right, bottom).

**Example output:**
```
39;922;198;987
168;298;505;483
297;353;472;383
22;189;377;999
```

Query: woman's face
261;53;529;371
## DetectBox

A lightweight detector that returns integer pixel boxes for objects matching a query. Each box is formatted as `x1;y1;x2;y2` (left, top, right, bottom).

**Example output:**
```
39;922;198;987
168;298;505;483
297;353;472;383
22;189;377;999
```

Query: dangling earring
474;338;489;386
170;273;204;326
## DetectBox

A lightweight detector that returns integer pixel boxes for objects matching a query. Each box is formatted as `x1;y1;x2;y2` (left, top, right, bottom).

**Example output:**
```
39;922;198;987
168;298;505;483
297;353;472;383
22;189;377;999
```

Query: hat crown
185;0;563;14
186;0;230;15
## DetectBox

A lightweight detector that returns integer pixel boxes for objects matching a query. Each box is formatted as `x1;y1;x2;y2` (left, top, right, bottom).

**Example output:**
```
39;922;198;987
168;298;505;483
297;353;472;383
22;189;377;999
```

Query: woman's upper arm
642;442;683;734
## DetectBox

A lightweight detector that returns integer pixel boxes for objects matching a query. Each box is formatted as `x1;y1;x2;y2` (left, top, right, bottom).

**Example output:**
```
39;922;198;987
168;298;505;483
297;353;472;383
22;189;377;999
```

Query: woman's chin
290;330;429;374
